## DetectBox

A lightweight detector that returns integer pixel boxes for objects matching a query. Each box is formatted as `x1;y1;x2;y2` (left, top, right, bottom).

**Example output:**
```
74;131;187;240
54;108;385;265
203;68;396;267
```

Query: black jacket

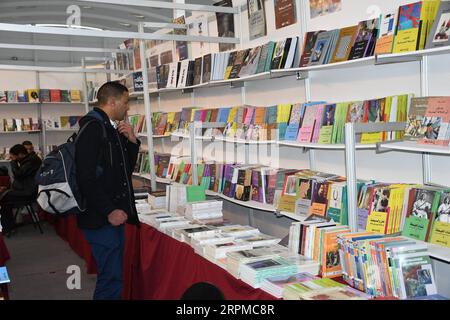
10;152;42;197
75;107;140;229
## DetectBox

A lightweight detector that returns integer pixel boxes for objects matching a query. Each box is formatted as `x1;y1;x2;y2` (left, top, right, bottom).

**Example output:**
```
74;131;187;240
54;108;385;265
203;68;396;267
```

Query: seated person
0;144;42;235
22;140;36;155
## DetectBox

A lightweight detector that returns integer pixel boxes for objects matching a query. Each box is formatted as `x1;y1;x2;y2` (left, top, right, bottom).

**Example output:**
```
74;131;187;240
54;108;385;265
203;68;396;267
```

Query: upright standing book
274;0;296;29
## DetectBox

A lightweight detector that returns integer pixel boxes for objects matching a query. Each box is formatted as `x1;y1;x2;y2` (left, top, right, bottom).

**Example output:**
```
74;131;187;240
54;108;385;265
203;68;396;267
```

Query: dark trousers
82;224;125;300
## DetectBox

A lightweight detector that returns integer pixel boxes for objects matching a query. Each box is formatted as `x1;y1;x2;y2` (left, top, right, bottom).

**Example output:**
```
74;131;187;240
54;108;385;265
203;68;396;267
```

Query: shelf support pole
139;22;157;191
190;122;198;186
344;122;358;232
81;58;90;114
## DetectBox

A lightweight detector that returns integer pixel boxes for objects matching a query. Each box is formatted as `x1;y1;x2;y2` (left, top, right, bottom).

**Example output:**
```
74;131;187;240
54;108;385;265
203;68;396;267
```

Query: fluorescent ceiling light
32;23;103;31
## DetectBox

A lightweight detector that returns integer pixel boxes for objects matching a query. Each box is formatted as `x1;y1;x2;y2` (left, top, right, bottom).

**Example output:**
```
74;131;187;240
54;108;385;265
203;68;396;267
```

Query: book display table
47;215;276;300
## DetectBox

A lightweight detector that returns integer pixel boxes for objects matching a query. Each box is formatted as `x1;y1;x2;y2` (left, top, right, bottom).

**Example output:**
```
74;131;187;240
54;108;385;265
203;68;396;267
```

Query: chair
180;282;225;300
10;199;43;235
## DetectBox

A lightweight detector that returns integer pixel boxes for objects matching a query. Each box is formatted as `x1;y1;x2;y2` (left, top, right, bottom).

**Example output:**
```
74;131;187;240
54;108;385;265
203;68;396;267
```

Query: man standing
75;82;140;300
0;144;42;235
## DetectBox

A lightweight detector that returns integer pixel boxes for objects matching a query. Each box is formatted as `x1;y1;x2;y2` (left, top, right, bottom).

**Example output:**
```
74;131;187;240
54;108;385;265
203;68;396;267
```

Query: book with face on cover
426;1;450;49
300;31;325;67
349;18;379;59
308;31;334;66
419;97;450;145
238;46;262;77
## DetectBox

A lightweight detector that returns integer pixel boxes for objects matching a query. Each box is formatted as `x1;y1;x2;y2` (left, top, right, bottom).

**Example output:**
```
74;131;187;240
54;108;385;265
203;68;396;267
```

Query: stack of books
226;246;289;279
184;200;223;222
260;272;319;298
148;190;166;210
283;278;371;300
0;118;40;132
239;257;300;289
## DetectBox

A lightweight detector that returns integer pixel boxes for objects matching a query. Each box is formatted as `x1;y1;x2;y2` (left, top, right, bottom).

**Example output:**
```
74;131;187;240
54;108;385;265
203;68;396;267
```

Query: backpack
36;111;108;215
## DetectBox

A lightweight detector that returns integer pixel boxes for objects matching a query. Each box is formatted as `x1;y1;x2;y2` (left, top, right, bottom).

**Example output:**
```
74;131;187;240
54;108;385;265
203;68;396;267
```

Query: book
430;191;450;247
177;59;190;88
405;97;430;139
426;1;450;49
70;89;82;102
274;0;296;29
247;0;267;40
215;0;236;52
39;89;51;102
392;2;424;53
349;18;379;60
27;89;40;102
238;46;262;77
309;31;334;66
420;97;450;145
229;49;250;79
61;90;71;102
202;54;212;83
271;39;287;69
330;26;358;63
300;31;324;67
166;62;178;89
375;12;398;54
193;57;203;86
6;91;17;103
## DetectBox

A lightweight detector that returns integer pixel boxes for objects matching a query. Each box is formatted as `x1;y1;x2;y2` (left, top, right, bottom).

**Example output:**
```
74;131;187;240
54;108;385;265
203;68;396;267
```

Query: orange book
253;107;266;125
320;227;351;278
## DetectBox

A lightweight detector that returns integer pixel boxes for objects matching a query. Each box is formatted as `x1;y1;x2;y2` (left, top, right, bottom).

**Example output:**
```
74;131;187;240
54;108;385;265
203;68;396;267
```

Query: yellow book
429;221;450;248
277;195;296;213
276;104;292;123
393;29;421;53
228;107;238;123
360;132;383;144
167;112;175;124
419;0;431;50
190;108;200;122
70;89;82;102
27;89;40;102
366;211;388;234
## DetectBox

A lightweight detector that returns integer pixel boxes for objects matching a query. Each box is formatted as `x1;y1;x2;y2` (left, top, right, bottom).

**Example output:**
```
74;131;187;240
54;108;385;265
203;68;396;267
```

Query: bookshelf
377;140;450;156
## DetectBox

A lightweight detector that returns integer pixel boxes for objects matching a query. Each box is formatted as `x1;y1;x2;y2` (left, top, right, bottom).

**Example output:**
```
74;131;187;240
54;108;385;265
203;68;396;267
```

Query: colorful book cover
330;26;358;63
393;2;423;53
375;12;397;54
318;104;336;144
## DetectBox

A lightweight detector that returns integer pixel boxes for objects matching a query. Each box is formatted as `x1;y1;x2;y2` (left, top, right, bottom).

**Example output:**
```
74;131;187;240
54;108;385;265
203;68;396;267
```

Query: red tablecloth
0;232;10;266
48;215;276;300
123;223;277;300
0;232;10;300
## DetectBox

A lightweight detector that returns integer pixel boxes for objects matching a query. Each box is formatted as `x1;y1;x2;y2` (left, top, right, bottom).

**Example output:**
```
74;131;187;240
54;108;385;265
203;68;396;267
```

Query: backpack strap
74;110;112;168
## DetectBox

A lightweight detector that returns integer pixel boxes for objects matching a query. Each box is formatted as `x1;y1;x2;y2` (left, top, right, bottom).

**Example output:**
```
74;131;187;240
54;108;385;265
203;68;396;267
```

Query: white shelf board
376;46;450;64
171;132;190;139
40;102;84;105
0;102;39;105
278;141;376;150
205;189;276;212
378;140;450;155
137;133;171;139
132;172;172;184
277;211;309;222
215;136;276;144
46;129;77;132
409;238;450;263
0;130;41;134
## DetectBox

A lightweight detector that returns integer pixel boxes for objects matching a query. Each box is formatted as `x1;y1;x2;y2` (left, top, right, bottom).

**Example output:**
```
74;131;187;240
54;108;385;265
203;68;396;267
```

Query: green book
264;42;276;72
186;185;206;203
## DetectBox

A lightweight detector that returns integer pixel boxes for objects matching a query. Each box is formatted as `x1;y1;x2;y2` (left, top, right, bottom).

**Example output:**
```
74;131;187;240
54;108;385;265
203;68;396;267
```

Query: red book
50;89;61;102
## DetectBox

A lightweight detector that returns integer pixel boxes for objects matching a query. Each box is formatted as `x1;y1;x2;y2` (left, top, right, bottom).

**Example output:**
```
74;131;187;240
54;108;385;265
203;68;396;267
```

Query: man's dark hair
22;140;33;146
10;144;28;156
96;81;128;106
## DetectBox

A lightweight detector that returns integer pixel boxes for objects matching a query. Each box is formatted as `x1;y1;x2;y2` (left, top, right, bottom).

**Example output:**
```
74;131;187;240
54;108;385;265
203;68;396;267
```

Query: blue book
193;109;202;122
0;266;10;284
412;294;449;300
277;122;288;140
265;106;278;124
218;108;231;123
284;124;300;141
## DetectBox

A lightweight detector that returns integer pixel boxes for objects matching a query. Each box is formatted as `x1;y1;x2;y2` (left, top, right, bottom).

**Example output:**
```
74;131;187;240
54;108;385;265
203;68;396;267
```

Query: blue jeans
82;224;125;300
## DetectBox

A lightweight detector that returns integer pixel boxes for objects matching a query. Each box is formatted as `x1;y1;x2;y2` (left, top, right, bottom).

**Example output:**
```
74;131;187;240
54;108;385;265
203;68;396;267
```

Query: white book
14;119;23;131
284;37;298;69
166;62;178;88
177;59;190;88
